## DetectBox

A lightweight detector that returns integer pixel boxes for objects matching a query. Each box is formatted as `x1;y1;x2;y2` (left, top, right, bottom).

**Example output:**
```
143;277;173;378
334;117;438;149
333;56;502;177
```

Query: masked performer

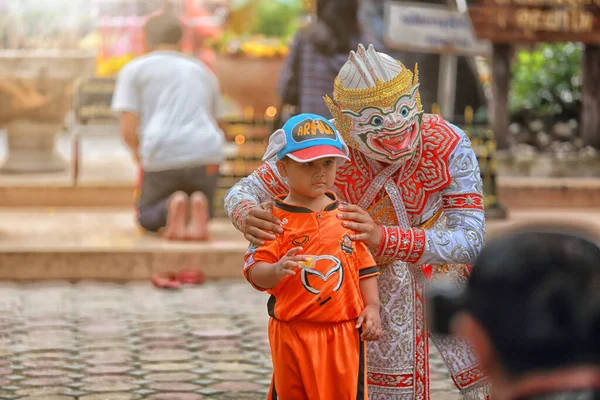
225;44;489;400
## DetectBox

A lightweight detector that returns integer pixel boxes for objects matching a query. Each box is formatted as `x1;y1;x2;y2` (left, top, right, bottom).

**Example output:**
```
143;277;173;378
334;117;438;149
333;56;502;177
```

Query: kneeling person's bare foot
186;192;209;241
164;191;188;240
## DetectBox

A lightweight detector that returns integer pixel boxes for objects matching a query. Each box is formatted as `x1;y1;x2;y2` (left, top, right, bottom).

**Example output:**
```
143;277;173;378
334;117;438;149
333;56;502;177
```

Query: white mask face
344;85;423;163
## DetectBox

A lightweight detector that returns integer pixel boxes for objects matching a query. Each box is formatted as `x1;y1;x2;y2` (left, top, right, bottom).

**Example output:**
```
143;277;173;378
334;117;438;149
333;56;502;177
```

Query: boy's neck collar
275;192;339;213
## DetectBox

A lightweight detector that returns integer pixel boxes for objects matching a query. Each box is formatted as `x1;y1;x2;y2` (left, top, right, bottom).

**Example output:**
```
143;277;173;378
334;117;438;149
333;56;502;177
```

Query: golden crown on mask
324;61;423;146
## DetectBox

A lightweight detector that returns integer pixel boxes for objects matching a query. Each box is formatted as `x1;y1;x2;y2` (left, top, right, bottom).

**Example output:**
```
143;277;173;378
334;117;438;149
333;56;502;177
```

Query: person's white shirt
112;50;225;172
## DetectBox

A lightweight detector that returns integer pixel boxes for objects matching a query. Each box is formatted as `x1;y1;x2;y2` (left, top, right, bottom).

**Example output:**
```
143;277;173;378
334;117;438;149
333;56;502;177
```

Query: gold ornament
323;95;357;147
332;61;423;113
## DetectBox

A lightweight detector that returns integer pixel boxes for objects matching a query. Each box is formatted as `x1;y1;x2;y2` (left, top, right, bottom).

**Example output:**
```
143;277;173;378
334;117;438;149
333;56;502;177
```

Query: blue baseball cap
272;113;350;163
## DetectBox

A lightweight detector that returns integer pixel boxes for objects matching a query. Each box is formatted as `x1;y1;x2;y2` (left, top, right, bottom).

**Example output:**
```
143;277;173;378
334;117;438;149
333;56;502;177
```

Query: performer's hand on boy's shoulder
356;304;382;341
338;204;382;249
244;202;284;245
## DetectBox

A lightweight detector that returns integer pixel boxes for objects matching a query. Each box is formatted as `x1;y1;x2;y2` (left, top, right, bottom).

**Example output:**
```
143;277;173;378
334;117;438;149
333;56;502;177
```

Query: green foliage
251;0;303;38
510;43;583;121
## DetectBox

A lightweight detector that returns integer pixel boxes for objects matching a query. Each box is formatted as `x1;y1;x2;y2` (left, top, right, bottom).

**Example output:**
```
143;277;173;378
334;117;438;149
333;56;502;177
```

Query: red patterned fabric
368;373;414;388
376;226;426;263
451;364;486;391
443;193;484;211
335;114;460;216
256;163;288;198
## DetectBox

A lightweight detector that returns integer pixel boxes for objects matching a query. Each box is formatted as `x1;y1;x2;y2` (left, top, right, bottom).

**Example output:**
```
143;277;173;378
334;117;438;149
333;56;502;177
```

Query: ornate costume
225;45;489;400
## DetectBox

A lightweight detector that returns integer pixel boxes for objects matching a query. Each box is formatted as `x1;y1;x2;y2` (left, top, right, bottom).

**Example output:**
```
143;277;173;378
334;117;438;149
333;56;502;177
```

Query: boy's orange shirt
243;192;379;323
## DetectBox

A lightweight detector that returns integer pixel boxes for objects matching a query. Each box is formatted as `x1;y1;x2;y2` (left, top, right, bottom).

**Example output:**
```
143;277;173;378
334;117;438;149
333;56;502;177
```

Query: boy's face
276;157;338;199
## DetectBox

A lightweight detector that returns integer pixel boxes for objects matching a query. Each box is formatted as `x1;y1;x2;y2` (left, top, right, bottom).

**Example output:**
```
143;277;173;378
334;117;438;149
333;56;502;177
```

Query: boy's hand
356;305;382;341
273;247;309;280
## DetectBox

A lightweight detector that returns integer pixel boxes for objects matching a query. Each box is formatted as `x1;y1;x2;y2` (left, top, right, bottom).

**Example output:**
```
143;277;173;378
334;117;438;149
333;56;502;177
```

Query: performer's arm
377;128;486;265
224;160;289;232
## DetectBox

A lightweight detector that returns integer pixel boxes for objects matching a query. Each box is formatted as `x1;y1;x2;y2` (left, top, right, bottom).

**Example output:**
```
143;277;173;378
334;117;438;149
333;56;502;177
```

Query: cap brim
286;145;350;163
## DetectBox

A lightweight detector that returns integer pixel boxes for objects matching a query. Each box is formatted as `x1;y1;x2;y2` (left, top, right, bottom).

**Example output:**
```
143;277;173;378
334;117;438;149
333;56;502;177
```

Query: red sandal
151;269;205;289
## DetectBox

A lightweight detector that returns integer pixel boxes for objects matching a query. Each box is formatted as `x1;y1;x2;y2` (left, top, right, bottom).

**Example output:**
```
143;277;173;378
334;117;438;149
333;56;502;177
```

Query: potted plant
212;0;303;115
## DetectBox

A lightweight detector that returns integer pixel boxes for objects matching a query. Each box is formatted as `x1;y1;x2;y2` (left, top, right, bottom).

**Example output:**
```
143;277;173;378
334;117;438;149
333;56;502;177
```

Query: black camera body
426;279;467;335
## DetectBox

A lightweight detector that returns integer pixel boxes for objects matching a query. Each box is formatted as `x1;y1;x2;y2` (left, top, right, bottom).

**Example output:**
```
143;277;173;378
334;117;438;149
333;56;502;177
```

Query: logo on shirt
244;255;255;270
300;255;344;295
247;243;258;254
340;234;354;255
292;235;310;246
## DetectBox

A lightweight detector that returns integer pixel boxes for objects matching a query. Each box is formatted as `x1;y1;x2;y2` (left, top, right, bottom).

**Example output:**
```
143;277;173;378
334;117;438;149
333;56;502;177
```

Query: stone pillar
581;44;600;149
0;120;66;173
491;43;512;150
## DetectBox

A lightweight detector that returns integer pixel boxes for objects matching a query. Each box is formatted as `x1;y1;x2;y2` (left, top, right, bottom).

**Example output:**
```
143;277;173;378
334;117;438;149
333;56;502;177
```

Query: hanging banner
385;2;492;56
467;0;600;43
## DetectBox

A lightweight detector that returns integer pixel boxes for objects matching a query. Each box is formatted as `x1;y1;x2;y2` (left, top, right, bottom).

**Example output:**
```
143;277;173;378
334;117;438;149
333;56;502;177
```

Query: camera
426;279;467;335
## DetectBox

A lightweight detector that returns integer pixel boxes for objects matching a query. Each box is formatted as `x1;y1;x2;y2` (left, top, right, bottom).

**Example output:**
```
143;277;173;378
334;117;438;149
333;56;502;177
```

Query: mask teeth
348;51;376;87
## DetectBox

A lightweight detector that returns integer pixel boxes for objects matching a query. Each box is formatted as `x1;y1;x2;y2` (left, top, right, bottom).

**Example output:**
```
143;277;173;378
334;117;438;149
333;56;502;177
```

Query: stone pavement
0;279;461;400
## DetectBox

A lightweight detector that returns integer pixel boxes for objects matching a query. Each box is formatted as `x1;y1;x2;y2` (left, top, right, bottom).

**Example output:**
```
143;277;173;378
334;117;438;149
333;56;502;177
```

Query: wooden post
490;44;512;150
581;45;600;149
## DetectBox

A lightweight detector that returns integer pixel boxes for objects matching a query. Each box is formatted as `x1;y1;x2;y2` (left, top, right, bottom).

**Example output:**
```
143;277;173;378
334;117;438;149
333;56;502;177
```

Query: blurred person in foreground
278;0;365;120
112;12;225;241
452;226;600;400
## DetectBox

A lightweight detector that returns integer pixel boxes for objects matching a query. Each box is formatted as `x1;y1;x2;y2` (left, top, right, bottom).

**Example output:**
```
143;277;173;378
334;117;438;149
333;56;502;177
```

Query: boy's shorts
267;318;367;400
136;164;219;232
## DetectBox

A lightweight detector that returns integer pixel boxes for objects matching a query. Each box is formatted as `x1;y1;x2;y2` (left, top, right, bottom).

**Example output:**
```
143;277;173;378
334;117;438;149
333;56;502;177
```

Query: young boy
111;12;225;241
243;113;381;400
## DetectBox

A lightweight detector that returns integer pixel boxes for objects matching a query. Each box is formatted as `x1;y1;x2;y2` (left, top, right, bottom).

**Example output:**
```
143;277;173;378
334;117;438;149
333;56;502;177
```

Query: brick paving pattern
0;280;460;400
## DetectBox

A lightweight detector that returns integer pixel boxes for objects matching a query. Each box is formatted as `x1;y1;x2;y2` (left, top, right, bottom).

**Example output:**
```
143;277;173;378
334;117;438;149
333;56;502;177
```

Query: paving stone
80;374;139;392
208;363;255;373
127;370;148;377
145;372;199;382
16;387;69;396
209;372;259;381
142;363;197;372
20;376;71;387
19;351;72;360
147;382;200;392
0;280;462;399
21;360;69;369
134;389;157;396
62;391;89;397
78;340;130;350
190;330;242;339
246;368;272;375
147;394;204;400
85;365;132;375
23;369;67;377
209;381;264;392
141;332;185;341
190;368;211;375
192;379;214;387
197;351;254;363
140;339;190;349
20;396;73;400
138;349;194;362
82;351;132;365
79;393;140;400
196;388;224;396
81;381;140;392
